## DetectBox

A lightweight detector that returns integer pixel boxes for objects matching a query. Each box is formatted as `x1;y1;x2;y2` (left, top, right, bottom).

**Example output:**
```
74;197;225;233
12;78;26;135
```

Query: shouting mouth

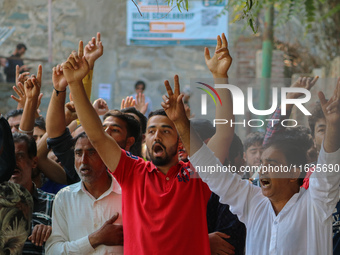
153;143;165;157
260;178;271;188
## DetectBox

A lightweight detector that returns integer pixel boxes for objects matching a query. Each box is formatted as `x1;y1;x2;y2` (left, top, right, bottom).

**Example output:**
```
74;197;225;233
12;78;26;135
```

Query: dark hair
308;102;325;138
265;135;307;186
103;110;141;143
73;132;88;145
243;131;264;151
148;109;167;119
190;119;216;142
34;116;46;131
284;126;314;153
228;134;244;166
6;109;23;120
135;80;146;90
13;133;37;159
121;107;147;134
16;43;27;51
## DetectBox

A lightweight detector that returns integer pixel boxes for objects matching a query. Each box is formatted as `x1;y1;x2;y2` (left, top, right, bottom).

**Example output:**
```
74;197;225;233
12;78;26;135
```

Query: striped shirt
23;184;54;255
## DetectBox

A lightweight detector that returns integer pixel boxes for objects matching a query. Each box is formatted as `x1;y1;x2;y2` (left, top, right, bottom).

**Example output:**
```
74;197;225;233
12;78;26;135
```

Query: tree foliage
131;0;339;70
164;0;339;34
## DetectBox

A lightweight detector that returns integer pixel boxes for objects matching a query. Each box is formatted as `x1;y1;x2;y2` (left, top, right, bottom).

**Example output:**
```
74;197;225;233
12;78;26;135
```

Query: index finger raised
16;65;19;79
36;65;42;83
78;40;84;57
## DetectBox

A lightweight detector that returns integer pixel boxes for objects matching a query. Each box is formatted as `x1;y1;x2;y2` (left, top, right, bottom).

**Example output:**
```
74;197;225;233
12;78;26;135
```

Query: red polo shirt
112;149;211;255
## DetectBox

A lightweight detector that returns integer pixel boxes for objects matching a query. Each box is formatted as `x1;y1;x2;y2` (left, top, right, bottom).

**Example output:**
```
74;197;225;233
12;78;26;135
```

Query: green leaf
305;0;316;23
320;3;340;20
177;2;182;12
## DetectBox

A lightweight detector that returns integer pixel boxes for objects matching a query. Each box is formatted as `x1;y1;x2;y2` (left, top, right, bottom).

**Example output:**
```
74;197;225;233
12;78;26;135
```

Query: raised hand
84;32;104;70
135;93;149;115
93;98;109;116
205;33;232;79
62;41;90;84
319;77;340;125
184;103;195;119
65;101;78;125
12;81;43;111
287;76;319;99
120;96;135;110
15;64;30;86
36;93;43;115
52;64;68;92
11;81;26;109
19;65;29;72
161;75;186;123
24;65;42;100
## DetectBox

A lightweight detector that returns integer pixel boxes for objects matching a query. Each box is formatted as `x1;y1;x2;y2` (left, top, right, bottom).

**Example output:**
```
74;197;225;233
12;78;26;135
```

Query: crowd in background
0;32;339;255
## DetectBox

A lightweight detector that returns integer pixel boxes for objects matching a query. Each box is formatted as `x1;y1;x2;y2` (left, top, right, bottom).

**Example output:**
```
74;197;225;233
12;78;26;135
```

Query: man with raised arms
162;67;340;253
61;33;234;255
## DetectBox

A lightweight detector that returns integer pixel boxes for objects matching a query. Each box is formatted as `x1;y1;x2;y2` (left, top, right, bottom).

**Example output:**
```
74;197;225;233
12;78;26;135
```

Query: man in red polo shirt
62;33;233;254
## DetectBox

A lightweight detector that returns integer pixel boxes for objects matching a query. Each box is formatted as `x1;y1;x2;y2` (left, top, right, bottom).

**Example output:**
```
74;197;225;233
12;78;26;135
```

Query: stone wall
0;0;276;114
0;0;290;141
0;0;227;115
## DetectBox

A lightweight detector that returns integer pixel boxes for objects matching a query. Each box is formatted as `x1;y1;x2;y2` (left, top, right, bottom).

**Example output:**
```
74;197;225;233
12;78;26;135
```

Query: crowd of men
0;32;339;255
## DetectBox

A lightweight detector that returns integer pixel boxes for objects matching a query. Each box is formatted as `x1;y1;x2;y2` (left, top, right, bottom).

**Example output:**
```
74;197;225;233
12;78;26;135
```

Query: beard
148;141;178;166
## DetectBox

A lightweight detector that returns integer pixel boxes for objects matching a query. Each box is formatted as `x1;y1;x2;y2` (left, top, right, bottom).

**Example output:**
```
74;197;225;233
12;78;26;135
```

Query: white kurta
190;143;340;255
45;175;123;255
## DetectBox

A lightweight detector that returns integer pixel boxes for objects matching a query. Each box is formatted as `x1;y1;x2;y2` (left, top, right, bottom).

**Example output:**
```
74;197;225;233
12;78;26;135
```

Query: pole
48;0;52;63
259;4;274;122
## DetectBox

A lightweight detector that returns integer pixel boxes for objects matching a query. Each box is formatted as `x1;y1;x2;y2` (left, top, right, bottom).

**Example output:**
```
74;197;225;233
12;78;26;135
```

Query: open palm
205;33;232;78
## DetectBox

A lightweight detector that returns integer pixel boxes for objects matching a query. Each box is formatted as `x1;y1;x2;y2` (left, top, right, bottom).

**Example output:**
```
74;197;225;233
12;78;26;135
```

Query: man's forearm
37;133;67;184
324;122;340;153
68;80;104;143
46;90;67;138
20;98;38;133
46;236;94;255
208;76;234;164
174;116;203;157
47;128;80;184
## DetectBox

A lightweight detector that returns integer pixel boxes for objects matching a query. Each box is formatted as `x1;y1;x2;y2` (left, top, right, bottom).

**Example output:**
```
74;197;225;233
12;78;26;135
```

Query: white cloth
45;174;123;255
190;143;340;255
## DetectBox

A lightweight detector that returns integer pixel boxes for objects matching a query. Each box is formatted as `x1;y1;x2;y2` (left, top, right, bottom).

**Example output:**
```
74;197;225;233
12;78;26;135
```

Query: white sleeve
309;143;340;221
45;193;95;255
190;143;263;224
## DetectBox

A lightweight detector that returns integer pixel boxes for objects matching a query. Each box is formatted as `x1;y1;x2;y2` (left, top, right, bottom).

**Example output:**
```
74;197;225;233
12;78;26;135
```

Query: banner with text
127;0;228;46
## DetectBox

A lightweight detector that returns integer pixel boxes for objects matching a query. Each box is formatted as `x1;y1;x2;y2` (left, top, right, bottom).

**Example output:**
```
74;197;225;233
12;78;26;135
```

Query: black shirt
207;192;246;255
4;54;24;82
